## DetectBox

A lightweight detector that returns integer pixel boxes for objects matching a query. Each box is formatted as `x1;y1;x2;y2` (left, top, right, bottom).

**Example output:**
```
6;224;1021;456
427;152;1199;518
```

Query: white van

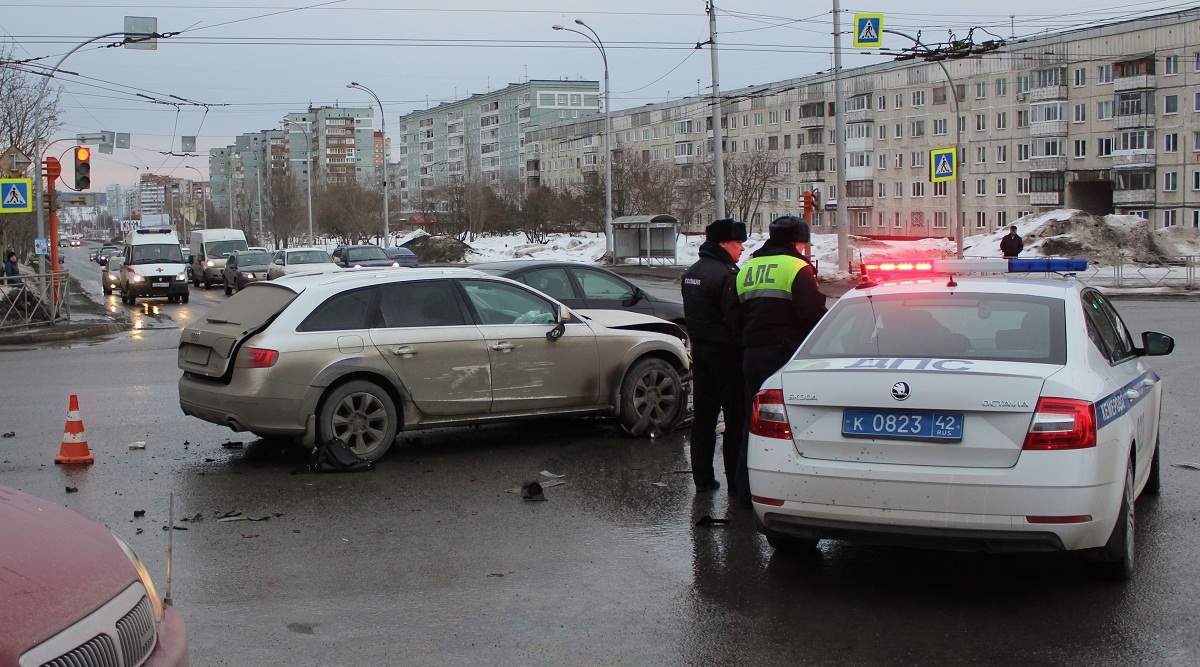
119;227;190;304
190;229;249;289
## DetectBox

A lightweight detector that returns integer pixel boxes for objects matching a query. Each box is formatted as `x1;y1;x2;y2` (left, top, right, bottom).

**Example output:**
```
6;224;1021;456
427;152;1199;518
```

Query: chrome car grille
40;634;119;667
21;585;157;667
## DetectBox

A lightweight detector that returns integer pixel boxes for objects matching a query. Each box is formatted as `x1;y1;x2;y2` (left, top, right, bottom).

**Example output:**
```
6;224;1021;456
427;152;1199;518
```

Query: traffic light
74;147;91;190
801;190;815;216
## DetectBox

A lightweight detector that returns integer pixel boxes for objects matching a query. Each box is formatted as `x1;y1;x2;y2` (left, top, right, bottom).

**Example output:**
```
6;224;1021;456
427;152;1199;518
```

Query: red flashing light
75;147;91;161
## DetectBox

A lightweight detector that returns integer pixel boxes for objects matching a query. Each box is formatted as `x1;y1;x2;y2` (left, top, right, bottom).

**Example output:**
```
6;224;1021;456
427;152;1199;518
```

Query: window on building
1074;139;1087;158
1073;68;1086;87
894;123;904;139
769;110;779;124
997;178;1008;196
976;146;987;163
1098;137;1114;156
1165;133;1178;152
911;120;925;137
877;152;886;169
1194;131;1200;151
895;93;903;108
1097;64;1113;83
1164;210;1178;227
754;112;764;126
878;182;887;197
1018;177;1031;194
976;179;986;195
955;84;967;101
996;112;1007;130
995;78;1008;96
932;180;947;198
1118;130;1154;151
1194;210;1200;227
876;95;887;110
1073;104;1086;123
1017;143;1030;161
934;211;948;228
1165;55;1179;75
976;211;987;228
912;182;925;197
1165;171;1178;192
996;145;1008;163
997;211;1008;227
1098;100;1114;120
975;82;986;99
975;114;987;131
856;211;870;226
933;118;947;135
894;153;904;168
958;116;967;133
912;90;925;106
894;181;903;198
1016;75;1031;93
1165;95;1179;114
1115;170;1155;190
1194;170;1200;191
1017;109;1030;128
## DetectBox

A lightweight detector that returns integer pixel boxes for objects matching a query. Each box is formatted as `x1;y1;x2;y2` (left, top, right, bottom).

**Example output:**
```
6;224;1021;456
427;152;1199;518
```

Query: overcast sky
3;0;1194;189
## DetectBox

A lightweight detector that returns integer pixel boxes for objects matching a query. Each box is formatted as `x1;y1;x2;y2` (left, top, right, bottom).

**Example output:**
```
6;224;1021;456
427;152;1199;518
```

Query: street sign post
1;146;32;177
930;148;957;183
76;131;116;146
853;14;884;48
0;178;33;213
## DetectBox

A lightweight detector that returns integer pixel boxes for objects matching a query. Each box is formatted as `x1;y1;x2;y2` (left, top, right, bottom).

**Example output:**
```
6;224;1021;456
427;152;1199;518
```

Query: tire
102;284;111;296
204;279;212;290
122;291;134;305
766;533;820;555
1145;435;1161;496
618;358;684;435
181;292;189;304
1091;456;1135;580
224;282;233;296
167;295;177;304
317;380;398;462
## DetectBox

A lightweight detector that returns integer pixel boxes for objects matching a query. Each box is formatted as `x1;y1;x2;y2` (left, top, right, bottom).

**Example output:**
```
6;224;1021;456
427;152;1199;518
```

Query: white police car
747;258;1174;579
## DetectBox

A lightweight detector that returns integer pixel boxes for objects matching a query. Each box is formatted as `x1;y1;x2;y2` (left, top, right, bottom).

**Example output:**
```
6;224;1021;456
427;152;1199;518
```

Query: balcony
844;108;873;124
1030;120;1069;137
846;196;874;209
1111;151;1156;169
846;165;873;180
797;115;825;129
1113;189;1156;205
582;163;601;173
797;170;823;182
846;137;874;152
1029;156;1067;172
1029;85;1068;102
1029;192;1063;206
674;154;696;165
1114;75;1155;92
583;144;598;153
1115;113;1155;130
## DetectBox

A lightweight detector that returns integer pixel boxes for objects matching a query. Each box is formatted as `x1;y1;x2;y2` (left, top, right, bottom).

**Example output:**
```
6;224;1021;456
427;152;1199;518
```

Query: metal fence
0;270;71;331
956;255;1200;290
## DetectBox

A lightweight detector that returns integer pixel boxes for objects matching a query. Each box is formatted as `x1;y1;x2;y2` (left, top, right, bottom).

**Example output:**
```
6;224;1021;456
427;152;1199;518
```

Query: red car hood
0;486;137;663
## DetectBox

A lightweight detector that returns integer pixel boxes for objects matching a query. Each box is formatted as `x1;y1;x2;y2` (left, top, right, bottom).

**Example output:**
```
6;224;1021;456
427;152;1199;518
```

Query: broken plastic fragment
128;441;146;450
133;510;146;518
1172;462;1200;471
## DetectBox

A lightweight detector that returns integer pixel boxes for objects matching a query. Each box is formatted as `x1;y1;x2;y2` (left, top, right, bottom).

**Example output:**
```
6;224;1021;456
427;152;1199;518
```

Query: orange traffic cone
55;394;94;464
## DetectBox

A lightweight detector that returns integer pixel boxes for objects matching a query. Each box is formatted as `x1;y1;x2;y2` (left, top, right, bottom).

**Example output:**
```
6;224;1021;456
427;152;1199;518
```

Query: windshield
236;251;272;268
289;250;333;265
129;243;184;264
346;247;388;262
206;239;249;259
799;293;1067;364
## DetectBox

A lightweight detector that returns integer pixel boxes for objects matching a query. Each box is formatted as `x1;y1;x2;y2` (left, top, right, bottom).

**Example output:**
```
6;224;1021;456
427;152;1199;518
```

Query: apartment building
395;80;600;212
523;8;1200;237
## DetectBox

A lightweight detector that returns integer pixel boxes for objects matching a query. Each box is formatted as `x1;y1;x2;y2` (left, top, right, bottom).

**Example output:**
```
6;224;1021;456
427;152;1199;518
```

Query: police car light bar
862;258;1087;276
134;227;174;234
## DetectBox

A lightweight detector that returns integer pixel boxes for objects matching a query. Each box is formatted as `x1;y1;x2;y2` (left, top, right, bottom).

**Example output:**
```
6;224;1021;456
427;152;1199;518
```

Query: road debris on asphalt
128;441;146;450
221;441;245;449
520;481;546;501
2;431;14;438
65;486;78;493
133;509;146;518
696;515;731;526
1172;462;1200;471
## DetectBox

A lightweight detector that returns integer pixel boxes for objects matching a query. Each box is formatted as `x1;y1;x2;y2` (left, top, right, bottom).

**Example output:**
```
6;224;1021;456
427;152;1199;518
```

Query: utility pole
832;0;850;272
707;1;726;221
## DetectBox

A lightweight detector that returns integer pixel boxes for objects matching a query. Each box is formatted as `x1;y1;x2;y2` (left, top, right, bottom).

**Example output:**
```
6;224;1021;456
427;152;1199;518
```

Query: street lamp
347;82;390;248
553;20;613;257
185;165;207;231
282;118;315;245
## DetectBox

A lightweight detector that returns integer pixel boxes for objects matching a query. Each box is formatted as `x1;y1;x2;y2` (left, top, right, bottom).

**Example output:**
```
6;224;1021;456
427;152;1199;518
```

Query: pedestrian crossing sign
930;148;957;183
853;14;884;48
0;178;32;213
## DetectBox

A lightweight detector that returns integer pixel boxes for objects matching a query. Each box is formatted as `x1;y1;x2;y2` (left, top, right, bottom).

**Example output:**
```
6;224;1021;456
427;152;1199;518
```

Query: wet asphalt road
0;257;1198;665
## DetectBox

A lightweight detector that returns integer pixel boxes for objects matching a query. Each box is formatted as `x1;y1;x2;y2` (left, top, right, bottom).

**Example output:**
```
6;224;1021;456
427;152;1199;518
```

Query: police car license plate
842;409;963;442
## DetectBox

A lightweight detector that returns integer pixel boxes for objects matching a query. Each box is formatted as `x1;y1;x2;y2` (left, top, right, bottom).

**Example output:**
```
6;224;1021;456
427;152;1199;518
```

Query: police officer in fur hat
681;218;747;493
734;215;827;506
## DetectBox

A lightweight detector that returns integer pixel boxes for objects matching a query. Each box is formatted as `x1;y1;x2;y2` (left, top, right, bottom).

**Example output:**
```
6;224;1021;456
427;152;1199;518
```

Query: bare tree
722;150;787;233
315;183;383;243
263;168;303;247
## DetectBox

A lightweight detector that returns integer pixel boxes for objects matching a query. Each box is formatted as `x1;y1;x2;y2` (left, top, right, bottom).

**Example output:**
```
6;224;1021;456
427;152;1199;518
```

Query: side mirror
274;258;284;265
621;288;643;307
1140;331;1175;356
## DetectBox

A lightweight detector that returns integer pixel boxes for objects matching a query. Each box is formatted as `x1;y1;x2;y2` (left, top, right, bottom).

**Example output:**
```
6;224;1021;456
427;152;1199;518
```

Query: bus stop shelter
612;214;679;266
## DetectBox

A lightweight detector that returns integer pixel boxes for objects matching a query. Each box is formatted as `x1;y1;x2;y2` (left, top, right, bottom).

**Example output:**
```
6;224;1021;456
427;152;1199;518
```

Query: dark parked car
330;244;401;268
384;246;419;267
0;485;189;666
96;245;120;266
223;249;274;294
472;260;686;328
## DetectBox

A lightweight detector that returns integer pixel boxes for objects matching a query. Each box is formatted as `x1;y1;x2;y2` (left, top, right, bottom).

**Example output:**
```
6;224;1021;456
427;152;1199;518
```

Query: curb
0;320;125;346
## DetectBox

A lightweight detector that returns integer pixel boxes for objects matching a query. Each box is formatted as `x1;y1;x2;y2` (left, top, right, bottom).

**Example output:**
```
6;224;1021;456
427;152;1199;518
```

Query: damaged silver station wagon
177;267;691;460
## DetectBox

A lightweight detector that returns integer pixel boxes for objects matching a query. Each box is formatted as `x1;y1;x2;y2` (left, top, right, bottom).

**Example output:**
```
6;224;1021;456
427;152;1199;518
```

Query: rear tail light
240;347;279;368
749;389;792;440
1022;397;1096;450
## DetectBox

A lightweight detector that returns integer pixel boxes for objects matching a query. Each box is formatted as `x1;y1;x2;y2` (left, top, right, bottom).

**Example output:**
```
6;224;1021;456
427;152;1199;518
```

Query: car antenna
946;273;958;288
164;492;175;607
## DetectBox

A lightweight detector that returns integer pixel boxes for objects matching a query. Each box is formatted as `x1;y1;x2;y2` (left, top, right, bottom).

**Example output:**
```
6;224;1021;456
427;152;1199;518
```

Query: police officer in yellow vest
734;215;828;506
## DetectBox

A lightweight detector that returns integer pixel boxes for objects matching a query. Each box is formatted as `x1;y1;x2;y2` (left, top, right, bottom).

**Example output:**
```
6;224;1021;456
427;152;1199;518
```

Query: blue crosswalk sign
930;148;957;182
0;178;32;213
853;14;883;48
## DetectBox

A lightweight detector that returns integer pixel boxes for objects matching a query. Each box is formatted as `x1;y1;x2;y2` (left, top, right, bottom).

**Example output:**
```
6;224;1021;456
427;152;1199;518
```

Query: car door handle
489;341;515;352
391;346;417;358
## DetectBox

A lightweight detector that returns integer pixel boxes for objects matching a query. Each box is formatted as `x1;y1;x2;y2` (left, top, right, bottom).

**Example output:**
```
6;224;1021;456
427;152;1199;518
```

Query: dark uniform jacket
736;239;827;351
681;241;742;346
1000;233;1024;258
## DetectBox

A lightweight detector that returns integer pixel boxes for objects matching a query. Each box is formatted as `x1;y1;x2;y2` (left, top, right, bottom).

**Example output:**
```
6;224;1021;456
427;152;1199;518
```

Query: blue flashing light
134;227;174;234
1007;258;1087;273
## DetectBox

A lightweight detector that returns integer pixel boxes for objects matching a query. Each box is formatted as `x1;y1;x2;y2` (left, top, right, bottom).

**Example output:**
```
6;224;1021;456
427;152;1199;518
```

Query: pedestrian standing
681;218;747;494
734;216;827;507
3;251;22;286
1000;225;1024;258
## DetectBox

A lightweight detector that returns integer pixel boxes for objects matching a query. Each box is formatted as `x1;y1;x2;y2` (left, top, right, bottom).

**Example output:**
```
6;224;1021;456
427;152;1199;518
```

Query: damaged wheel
317;380;397;462
618;358;684;435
